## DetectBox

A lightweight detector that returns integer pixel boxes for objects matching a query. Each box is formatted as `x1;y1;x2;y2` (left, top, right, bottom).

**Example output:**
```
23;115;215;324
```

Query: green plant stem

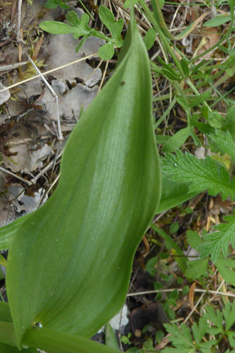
186;78;212;112
22;327;120;353
154;96;176;129
138;0;184;77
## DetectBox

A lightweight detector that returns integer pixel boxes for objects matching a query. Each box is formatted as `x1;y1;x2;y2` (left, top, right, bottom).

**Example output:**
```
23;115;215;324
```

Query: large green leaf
0;214;31;250
22;326;121;353
7;15;161;348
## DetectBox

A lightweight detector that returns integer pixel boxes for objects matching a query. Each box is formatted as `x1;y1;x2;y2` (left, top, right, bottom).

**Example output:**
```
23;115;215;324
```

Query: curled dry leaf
37;82;98;121
44;33;103;86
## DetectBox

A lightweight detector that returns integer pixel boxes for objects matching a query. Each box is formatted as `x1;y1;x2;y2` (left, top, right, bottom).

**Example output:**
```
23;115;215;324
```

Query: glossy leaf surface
7;16;161;347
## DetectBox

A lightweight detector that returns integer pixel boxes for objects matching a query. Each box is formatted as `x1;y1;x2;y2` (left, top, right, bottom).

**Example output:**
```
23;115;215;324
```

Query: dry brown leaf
32;34;44;61
189;282;196;310
142;235;150;257
197;27;220;58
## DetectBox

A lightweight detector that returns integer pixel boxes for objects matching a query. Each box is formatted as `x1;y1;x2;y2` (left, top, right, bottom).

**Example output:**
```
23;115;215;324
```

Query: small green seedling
40;6;124;60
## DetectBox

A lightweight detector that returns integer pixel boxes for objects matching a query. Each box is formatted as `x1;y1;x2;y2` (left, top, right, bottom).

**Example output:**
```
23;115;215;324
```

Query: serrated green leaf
162;150;235;201
191;315;209;343
223;301;235;330
204;306;223;332
199;214;235;262
199;341;217;351
209;130;235;162
7;16;161;348
206;327;223;335
162;127;191;153
181;324;193;344
185;258;208;280
222;104;235;139
164;324;181;337
214;258;235;286
228;331;235;349
164;323;193;349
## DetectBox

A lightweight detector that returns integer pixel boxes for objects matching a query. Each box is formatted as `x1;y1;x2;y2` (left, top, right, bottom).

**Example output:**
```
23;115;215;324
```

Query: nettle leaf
199;214;235;262
7;16;161;347
214;258;235;286
209;130;235;162
162;150;235;200
222;104;235;139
